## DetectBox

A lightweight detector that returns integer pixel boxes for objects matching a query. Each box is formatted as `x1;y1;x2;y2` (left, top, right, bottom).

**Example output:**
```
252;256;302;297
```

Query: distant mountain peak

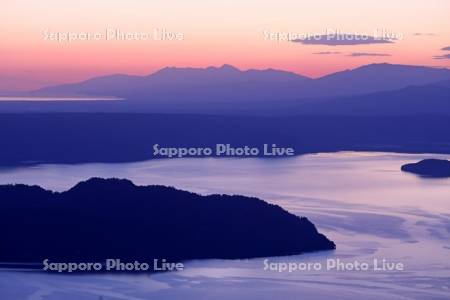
219;64;240;71
150;64;241;77
68;177;136;193
354;62;449;72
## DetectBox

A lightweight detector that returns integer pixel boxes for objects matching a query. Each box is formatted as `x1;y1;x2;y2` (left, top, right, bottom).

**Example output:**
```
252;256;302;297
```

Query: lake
0;152;449;299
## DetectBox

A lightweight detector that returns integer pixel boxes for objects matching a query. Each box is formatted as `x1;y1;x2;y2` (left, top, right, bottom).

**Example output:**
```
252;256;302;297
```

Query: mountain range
0;63;449;115
30;63;450;101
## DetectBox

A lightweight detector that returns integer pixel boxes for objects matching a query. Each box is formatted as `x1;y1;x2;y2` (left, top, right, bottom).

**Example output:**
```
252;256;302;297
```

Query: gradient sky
1;0;450;91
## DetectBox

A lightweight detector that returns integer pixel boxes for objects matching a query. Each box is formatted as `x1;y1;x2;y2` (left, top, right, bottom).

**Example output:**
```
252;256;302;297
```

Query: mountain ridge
28;63;450;102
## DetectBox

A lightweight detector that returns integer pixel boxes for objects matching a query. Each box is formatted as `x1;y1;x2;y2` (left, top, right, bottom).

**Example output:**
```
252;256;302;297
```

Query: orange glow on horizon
1;0;449;91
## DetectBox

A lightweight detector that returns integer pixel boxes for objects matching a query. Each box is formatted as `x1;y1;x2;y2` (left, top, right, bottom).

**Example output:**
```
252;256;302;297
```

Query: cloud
348;52;391;57
433;54;450;60
441;46;450;51
413;33;435;36
312;51;341;55
292;34;394;46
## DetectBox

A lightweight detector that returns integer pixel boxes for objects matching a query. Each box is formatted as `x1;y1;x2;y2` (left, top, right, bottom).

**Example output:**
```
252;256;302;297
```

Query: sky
1;0;450;91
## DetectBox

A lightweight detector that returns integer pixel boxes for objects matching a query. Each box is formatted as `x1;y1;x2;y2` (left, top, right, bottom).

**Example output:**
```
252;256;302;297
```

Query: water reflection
0;152;449;299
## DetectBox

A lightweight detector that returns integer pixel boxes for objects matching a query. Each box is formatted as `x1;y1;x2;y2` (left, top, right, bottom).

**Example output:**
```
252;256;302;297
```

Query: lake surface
0;152;449;300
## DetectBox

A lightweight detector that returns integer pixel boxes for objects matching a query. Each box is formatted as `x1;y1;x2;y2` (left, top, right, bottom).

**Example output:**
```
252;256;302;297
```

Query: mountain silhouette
308;63;450;97
33;64;310;101
0;178;335;265
29;63;450;101
269;81;450;116
1;79;450;115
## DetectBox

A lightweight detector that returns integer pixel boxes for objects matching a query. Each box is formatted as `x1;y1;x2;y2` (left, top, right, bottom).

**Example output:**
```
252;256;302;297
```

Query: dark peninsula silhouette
401;159;450;178
0;178;335;266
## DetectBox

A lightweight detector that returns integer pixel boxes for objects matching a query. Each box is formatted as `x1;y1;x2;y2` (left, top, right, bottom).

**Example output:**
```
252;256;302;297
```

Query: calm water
0;152;449;300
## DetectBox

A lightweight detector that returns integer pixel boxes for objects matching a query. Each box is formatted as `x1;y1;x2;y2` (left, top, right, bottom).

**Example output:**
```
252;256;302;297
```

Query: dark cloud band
348;52;391;57
312;51;341;55
433;54;450;60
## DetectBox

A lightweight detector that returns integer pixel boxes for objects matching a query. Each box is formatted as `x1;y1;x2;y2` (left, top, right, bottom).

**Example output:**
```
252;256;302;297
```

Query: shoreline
2;149;450;169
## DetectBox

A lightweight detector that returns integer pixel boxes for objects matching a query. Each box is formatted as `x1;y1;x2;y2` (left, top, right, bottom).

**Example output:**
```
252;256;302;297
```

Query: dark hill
401;159;450;178
0;178;335;266
1;114;450;167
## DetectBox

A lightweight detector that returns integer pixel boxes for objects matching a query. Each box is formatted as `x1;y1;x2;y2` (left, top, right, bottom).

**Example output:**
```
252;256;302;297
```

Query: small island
0;178;335;270
401;159;450;178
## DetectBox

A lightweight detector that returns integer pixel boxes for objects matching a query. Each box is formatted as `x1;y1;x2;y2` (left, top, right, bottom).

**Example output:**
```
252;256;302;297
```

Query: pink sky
1;0;450;91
